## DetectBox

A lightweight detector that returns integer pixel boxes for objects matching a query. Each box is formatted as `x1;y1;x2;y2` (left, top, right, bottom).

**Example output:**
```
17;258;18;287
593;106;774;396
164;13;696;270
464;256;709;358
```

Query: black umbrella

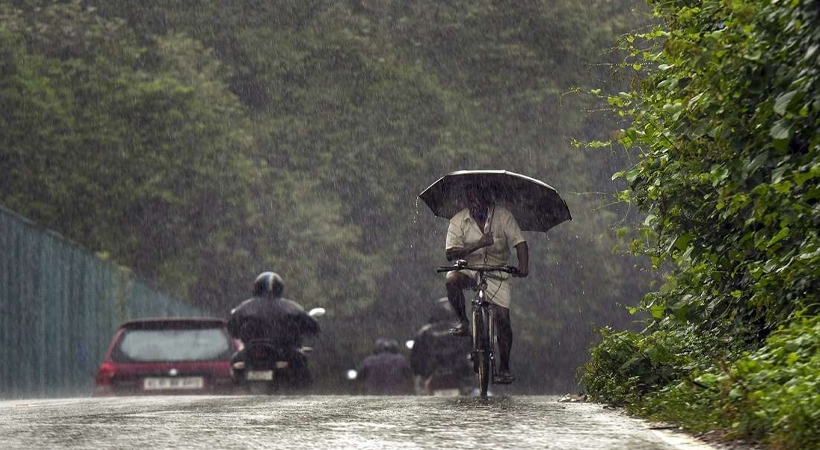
418;170;572;232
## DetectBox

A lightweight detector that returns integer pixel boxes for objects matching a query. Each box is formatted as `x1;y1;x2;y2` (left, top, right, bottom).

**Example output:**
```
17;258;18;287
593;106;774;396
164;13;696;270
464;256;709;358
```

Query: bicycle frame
473;272;496;391
437;262;515;397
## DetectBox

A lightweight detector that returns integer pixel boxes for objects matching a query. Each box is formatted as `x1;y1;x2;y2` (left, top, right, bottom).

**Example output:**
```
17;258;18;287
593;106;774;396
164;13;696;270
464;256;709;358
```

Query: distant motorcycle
407;339;473;397
231;307;325;395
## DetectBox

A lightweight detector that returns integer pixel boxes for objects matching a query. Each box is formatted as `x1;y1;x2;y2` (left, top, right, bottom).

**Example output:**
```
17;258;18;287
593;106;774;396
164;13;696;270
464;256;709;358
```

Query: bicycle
437;260;518;398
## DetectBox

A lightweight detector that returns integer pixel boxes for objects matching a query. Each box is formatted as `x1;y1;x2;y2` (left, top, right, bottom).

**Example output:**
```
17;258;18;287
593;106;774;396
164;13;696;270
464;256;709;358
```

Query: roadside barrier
0;205;204;399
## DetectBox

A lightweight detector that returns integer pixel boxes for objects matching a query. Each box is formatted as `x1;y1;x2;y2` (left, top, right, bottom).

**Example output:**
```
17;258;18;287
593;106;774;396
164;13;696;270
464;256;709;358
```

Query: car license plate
143;377;204;390
247;370;274;381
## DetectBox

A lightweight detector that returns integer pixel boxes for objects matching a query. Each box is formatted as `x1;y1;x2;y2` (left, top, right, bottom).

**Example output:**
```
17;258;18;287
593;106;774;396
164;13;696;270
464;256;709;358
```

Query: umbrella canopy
418;170;572;232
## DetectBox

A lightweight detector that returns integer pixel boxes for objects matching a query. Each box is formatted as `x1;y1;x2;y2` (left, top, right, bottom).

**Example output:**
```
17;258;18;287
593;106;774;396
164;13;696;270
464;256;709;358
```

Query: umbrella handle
479;206;496;267
484;206;496;234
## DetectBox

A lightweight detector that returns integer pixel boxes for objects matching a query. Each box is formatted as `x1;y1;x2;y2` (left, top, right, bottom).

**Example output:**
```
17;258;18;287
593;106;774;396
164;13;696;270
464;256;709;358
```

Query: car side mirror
308;307;326;318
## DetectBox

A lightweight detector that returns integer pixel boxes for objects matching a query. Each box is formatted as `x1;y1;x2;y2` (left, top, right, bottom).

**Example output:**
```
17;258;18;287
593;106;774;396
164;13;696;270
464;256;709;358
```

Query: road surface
0;395;719;449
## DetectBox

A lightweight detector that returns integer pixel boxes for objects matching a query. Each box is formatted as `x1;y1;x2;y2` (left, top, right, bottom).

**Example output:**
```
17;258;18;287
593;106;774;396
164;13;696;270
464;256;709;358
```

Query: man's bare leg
493;305;515;383
445;271;474;336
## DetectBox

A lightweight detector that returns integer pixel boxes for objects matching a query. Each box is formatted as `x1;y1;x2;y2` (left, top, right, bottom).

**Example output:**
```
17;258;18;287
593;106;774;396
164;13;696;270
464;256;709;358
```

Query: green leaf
769;119;791;140
773;91;797;116
746;153;768;174
794;171;817;186
662;103;682;115
710;164;729;186
649;304;666;319
587;140;612;148
673;233;694;252
625;168;641;183
768;227;790;247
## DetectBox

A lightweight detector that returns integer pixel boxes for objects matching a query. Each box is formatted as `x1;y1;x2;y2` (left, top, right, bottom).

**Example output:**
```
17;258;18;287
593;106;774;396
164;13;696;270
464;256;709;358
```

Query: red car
94;317;240;396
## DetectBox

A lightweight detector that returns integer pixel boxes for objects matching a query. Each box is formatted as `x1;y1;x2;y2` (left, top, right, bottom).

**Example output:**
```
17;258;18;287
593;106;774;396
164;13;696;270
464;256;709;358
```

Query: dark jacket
357;352;413;395
411;322;472;378
227;296;319;348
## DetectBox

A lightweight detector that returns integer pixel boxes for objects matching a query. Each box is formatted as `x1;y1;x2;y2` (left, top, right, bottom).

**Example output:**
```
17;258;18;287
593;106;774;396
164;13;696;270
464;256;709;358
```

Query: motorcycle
231;307;325;395
423;370;474;397
407;339;474;397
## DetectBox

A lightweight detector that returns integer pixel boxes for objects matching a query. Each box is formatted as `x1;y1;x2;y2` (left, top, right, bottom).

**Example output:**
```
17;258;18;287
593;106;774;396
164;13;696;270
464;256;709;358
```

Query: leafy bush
581;329;647;405
582;0;820;446
727;316;820;449
581;326;709;405
621;316;820;450
612;0;820;344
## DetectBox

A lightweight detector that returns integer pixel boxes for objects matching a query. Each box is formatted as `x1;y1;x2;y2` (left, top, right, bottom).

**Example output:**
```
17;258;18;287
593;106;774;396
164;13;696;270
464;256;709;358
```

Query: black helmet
375;338;399;354
253;271;284;298
429;297;455;323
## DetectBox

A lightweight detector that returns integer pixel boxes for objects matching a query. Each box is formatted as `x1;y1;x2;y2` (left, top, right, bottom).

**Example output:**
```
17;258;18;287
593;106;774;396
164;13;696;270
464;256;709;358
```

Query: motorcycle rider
355;338;414;395
410;298;473;395
228;271;320;387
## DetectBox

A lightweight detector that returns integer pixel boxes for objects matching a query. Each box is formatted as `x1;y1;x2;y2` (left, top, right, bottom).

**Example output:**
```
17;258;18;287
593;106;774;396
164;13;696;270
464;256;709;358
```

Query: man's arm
514;242;529;277
445;232;493;261
227;309;240;339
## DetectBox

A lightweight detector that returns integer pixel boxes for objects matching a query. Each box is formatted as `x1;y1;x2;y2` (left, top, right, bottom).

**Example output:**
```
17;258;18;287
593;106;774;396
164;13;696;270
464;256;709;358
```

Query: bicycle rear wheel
472;306;491;397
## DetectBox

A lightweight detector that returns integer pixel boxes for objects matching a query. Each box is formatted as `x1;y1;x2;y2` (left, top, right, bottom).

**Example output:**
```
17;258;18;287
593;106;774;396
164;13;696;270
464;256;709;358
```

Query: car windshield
115;327;231;362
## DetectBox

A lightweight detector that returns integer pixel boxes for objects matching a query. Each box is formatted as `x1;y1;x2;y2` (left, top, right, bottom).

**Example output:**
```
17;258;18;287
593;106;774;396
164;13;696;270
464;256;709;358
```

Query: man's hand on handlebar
511;266;529;278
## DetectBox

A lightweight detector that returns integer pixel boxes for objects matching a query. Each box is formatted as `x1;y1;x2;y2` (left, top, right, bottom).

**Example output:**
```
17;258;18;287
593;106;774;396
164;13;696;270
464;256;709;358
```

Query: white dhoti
456;269;513;309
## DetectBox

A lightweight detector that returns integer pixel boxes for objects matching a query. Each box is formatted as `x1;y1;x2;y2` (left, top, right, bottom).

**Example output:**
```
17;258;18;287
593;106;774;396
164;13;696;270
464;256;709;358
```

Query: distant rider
411;298;473;395
228;272;320;384
356;338;414;395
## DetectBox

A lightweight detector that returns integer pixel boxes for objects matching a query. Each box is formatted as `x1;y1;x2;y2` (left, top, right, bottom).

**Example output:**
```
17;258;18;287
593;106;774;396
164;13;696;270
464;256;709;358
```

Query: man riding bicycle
444;188;528;385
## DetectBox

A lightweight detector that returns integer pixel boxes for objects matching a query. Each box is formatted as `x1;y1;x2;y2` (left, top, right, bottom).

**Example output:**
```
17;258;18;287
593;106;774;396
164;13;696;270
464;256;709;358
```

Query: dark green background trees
1;0;649;392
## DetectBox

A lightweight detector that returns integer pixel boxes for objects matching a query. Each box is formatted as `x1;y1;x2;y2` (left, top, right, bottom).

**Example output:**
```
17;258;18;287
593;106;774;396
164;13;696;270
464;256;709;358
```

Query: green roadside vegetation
580;0;820;448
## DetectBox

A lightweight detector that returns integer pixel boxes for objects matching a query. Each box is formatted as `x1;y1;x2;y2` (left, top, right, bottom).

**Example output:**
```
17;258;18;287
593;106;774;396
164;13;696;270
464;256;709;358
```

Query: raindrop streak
413;197;419;225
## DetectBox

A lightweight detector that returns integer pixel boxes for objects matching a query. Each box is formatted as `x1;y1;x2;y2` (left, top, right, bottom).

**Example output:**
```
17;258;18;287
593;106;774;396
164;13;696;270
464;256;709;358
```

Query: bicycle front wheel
472;306;491;397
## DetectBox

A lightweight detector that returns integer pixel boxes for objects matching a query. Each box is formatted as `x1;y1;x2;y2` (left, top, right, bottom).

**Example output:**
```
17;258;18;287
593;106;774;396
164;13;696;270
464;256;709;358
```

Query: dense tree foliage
582;0;820;447
0;2;258;293
1;0;650;392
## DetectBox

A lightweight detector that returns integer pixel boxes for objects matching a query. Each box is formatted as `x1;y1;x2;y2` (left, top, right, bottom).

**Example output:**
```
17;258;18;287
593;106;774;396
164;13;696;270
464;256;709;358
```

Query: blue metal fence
0;205;205;399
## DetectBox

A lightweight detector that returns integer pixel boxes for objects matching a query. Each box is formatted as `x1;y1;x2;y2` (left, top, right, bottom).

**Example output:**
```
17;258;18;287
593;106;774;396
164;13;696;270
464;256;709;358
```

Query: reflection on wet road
0;396;716;449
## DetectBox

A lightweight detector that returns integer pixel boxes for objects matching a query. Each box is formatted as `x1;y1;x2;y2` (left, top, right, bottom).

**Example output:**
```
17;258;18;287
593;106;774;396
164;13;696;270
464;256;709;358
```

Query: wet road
0;395;717;449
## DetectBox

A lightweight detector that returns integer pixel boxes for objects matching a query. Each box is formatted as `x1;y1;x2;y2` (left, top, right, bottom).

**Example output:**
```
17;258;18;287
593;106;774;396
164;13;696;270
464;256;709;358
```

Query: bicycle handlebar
436;265;518;275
